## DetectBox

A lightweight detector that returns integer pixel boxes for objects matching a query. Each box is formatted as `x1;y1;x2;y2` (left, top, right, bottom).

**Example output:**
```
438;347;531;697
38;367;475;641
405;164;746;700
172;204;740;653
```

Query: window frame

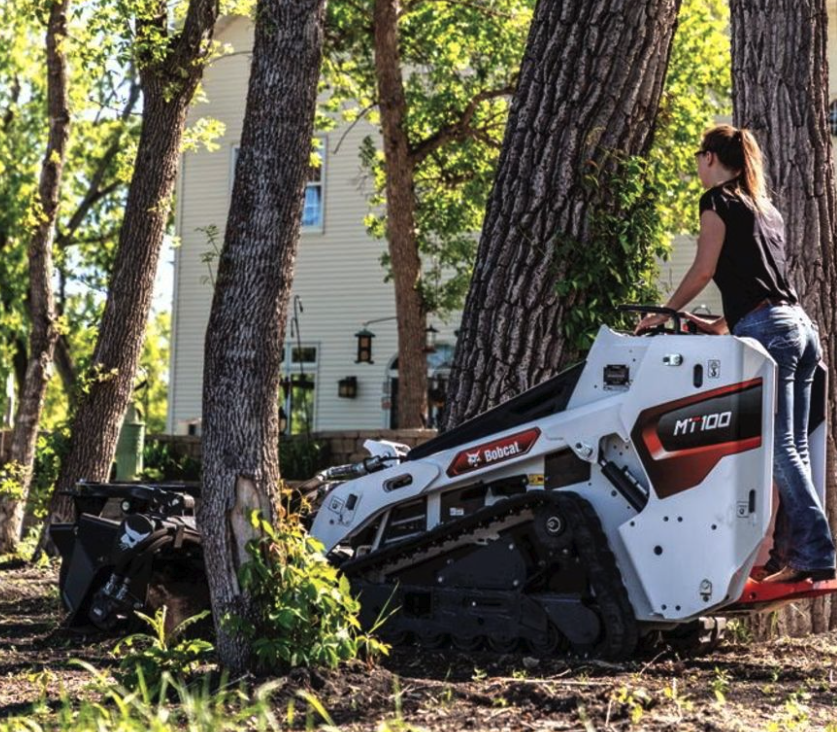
229;136;326;233
280;341;319;434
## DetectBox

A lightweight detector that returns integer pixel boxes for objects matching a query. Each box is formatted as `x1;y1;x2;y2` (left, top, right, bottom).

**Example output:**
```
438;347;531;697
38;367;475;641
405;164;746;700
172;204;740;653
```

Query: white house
168;16;463;435
167;12;837;435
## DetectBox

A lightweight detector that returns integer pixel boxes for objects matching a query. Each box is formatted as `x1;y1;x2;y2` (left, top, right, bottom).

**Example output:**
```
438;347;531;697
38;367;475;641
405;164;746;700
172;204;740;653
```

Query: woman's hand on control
634;313;668;334
683;312;728;335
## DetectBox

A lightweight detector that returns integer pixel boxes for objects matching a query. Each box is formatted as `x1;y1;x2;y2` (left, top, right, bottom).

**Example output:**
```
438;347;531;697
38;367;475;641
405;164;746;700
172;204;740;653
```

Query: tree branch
332;102;376;154
54;334;77;401
55;79;140;249
2;75;20;132
175;0;221;69
409;84;514;164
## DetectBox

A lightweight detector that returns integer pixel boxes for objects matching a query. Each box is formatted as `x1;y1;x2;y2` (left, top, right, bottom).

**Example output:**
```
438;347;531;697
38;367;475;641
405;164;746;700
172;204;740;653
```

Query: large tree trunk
0;0;70;553
443;0;682;428
730;0;837;634
200;0;327;673
373;0;427;428
43;0;219;532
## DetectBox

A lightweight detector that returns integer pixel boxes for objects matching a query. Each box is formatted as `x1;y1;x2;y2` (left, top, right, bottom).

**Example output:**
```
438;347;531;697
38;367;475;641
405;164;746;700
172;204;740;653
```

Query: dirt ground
2;561;837;731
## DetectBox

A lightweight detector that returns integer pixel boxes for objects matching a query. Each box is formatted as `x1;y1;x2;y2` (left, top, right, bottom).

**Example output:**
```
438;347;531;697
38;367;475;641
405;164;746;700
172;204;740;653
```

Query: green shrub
0;427;70;558
235;510;388;672
140;440;201;482
279;437;329;480
113;607;214;697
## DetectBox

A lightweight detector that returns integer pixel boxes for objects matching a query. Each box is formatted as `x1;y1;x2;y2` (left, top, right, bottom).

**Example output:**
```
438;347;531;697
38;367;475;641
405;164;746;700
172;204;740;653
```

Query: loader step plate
725;574;837;613
340;491;638;659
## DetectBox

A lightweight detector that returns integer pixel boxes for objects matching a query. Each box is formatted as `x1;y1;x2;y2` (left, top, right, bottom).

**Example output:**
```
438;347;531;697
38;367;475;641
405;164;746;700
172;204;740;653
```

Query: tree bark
373;0;427;428
200;0;327;673
0;0;70;553
443;0;682;428
730;0;837;634
43;0;219;532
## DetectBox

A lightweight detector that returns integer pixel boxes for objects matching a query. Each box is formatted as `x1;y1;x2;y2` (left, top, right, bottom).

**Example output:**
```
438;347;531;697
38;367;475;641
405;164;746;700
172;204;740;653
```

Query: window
230;139;325;231
302;143;325;229
830;100;837;136
280;343;318;434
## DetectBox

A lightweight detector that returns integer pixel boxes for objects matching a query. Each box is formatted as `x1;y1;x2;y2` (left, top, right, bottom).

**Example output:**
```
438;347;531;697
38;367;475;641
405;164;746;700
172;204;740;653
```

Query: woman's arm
665;210;725;311
635;210;725;333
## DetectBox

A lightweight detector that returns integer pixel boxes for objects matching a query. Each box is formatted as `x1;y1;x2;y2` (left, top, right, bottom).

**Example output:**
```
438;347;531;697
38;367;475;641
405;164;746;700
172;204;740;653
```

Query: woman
635;124;836;583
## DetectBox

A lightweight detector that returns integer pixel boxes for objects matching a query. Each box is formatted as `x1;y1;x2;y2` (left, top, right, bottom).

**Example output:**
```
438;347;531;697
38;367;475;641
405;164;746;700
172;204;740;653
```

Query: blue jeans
734;304;836;571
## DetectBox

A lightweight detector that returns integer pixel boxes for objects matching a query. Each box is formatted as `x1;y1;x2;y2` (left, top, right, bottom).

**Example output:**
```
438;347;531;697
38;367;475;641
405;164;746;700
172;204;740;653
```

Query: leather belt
748;296;792;316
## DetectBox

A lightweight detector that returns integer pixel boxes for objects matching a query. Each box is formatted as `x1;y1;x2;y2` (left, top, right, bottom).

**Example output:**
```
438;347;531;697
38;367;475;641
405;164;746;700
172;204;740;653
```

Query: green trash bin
115;402;145;481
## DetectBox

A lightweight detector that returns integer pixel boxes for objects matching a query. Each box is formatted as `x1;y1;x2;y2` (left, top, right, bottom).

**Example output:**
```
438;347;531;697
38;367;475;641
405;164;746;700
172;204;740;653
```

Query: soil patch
2;564;837;730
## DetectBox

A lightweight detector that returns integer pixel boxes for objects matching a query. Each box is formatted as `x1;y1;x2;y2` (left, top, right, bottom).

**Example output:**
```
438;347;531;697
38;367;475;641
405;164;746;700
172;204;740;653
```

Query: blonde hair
700;124;769;211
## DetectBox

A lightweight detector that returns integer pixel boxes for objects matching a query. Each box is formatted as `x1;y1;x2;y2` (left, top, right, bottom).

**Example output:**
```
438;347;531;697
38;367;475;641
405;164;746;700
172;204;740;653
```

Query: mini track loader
52;307;837;657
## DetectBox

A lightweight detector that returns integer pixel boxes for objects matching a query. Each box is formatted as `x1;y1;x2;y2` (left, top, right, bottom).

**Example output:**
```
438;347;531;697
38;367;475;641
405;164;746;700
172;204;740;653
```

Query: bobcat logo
447;428;541;477
118;524;150;551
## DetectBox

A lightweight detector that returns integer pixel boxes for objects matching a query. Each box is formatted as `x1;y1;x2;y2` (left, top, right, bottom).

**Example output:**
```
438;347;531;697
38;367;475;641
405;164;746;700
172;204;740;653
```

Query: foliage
554;0;730;350
0;0;141;402
140;439;201;482
611;684;653;725
138;311;171;434
30;426;71;511
710;666;731;705
653;0;732;235
113;607;214;697
0;669;281;732
556;152;670;351
279;437;329;480
43;300;171;432
0;670;419;732
0;426;69;554
1;0;223;430
0;461;25;501
323;0;533;316
234;511;389;672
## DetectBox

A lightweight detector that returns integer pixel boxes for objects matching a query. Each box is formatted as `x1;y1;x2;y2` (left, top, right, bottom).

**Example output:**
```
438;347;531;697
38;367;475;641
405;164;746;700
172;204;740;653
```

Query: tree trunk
43;0;219;533
443;0;682;428
0;0;70;553
200;0;327;674
373;0;427;428
730;0;837;634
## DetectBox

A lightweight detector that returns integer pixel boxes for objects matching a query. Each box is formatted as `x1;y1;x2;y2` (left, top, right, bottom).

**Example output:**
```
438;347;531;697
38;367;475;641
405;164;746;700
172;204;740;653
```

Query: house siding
169;16;460;433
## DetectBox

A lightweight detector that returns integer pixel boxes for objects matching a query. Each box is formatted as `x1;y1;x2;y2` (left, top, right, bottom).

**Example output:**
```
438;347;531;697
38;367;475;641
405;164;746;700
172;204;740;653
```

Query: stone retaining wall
147;429;438;467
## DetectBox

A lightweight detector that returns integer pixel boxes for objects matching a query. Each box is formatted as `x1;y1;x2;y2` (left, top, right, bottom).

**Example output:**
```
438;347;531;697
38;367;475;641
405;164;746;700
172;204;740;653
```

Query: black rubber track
340;489;639;660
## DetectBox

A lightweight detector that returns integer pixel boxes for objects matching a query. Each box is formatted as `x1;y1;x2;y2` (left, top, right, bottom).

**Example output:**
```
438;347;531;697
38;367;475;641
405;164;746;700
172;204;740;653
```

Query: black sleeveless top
698;180;797;330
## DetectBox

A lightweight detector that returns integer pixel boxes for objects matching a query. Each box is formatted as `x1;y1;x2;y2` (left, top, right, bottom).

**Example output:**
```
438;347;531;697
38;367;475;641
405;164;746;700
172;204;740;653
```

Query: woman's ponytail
701;125;769;212
738;129;768;211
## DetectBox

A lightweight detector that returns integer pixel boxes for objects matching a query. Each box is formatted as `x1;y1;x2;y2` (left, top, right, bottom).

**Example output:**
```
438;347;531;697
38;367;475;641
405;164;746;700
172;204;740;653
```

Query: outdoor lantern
425;324;439;353
338;376;358;398
279;406;288;434
355;328;375;363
